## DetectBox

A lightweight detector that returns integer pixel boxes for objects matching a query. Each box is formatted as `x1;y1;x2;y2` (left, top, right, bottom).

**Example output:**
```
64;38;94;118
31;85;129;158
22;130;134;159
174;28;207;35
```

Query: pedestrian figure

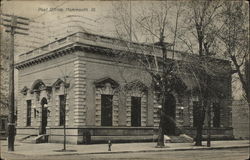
108;140;112;151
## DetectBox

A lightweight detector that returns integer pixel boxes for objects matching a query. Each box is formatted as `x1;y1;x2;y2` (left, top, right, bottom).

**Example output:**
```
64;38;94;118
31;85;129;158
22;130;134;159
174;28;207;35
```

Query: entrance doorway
101;95;113;126
40;98;48;135
163;94;176;135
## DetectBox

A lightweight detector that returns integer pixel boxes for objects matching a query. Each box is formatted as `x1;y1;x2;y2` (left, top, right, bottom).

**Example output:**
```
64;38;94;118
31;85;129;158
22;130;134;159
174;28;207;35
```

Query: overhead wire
8;2;68;52
1;1;108;57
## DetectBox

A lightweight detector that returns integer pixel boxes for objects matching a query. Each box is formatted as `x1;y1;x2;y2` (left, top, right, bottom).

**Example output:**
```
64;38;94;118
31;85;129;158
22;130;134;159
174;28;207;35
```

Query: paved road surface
2;148;249;160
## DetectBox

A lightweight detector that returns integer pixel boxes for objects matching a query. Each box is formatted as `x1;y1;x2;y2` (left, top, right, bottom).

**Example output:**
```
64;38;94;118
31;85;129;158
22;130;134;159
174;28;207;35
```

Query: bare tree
176;0;225;146
110;1;232;148
218;1;249;106
110;1;188;147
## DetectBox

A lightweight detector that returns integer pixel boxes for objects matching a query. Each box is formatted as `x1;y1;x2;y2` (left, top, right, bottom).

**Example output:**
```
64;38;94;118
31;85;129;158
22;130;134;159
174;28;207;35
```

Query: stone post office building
15;32;233;144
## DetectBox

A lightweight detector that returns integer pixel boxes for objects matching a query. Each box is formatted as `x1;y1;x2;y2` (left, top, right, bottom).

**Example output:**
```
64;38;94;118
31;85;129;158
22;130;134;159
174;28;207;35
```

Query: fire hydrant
108;140;112;151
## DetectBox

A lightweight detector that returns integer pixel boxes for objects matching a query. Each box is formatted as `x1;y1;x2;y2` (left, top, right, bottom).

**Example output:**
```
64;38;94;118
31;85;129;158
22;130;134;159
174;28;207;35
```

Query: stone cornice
15;44;78;70
15;31;230;70
14;31;175;70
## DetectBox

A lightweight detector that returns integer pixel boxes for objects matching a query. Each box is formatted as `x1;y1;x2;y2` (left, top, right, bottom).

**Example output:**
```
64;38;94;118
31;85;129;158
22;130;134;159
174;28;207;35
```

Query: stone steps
21;134;49;143
165;134;194;143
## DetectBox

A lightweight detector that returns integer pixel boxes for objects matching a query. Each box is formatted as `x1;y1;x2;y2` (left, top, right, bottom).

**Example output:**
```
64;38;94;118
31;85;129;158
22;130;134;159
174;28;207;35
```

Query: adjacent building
15;32;233;144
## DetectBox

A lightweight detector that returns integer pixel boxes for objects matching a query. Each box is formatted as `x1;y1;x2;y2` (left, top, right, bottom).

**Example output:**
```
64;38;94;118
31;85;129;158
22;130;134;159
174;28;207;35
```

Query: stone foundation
16;126;234;144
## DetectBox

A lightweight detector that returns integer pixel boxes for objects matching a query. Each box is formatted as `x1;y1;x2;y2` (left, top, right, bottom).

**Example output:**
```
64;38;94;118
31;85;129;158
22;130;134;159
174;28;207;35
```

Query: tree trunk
157;114;165;147
195;124;203;146
156;30;167;147
195;106;205;146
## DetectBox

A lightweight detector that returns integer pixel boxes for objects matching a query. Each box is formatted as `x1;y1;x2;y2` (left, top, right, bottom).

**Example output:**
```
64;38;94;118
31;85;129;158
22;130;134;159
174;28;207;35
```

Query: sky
1;1;184;55
1;1;117;54
1;1;112;21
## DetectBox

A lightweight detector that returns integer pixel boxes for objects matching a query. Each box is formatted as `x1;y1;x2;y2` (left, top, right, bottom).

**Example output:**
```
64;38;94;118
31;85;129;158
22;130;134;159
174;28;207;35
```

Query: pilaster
153;93;160;127
74;59;87;126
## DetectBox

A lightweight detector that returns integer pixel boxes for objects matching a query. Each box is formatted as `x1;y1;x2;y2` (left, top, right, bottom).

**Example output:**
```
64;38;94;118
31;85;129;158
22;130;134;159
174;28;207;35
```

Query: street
2;148;249;160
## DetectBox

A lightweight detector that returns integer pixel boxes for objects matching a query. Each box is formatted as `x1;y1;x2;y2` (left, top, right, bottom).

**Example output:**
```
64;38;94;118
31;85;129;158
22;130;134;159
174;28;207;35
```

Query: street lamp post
207;103;211;147
62;76;69;151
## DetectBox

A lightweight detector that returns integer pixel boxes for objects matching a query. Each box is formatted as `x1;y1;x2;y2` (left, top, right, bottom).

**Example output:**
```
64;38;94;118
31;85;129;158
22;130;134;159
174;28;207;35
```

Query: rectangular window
34;109;36;118
26;100;32;126
59;95;65;126
101;95;113;126
131;96;141;127
193;101;199;128
213;102;220;127
0;118;6;130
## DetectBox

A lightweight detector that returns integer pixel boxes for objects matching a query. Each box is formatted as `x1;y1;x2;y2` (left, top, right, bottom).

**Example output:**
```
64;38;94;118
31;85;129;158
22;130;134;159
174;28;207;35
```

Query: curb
2;145;249;157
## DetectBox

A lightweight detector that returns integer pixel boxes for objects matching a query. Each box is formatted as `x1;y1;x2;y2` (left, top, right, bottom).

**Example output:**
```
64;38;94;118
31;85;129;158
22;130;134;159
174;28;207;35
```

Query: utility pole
129;0;132;42
0;13;29;151
247;48;250;160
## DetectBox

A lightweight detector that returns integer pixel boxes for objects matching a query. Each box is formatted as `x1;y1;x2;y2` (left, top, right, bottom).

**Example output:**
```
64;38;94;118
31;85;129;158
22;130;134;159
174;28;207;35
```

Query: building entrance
40;98;48;134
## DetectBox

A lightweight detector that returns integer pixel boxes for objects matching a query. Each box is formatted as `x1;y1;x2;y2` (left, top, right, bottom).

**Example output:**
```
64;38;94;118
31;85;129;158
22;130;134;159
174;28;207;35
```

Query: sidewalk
1;140;249;157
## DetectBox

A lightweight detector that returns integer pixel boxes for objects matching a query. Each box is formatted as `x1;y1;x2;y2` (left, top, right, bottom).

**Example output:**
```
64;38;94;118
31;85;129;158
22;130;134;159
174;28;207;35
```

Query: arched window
31;79;46;92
